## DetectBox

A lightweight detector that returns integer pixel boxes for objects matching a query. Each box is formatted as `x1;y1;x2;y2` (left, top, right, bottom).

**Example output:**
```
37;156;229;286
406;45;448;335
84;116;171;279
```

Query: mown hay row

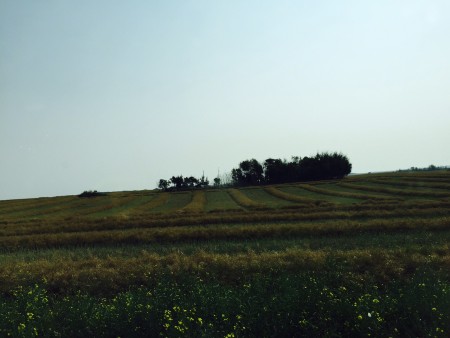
2;216;450;250
264;186;319;204
85;195;145;217
227;189;266;209
338;182;450;198
1;202;450;237
300;184;399;201
0;195;74;207
0;196;78;218
38;196;123;219
179;191;206;213
204;190;243;212
1;194;158;220
130;192;170;214
371;178;450;191
0;249;324;294
1;246;449;295
345;172;448;181
391;175;450;183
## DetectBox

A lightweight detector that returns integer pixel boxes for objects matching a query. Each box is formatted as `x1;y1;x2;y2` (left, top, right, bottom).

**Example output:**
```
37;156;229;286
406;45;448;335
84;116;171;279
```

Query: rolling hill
0;170;449;337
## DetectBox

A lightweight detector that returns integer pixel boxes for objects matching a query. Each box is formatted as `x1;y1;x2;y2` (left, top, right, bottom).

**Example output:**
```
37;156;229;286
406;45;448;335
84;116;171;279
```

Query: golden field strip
1;246;449;295
0;171;449;296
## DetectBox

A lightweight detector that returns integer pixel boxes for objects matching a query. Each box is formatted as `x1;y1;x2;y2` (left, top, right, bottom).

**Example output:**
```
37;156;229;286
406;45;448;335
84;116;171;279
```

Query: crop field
0;171;449;337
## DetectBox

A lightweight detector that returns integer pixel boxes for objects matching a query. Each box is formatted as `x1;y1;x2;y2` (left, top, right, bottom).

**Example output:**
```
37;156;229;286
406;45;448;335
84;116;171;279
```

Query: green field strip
372;178;450;191
240;187;297;207
2;214;450;251
179;191;206;213
66;197;126;216
35;196;129;219
126;193;170;215
318;183;399;198
48;195;140;217
2;204;449;238
86;195;154;218
0;195;126;219
227;189;266;209
368;179;450;191
3;228;450;263
2;244;449;298
47;195;134;218
0;196;82;219
301;183;399;201
0;196;71;211
0;196;76;217
388;174;450;182
396;177;450;184
340;181;450;199
279;186;361;204
345;172;450;183
78;193;173;217
0;200;40;214
264;186;317;204
204;190;242;212
0;191;152;217
150;191;192;213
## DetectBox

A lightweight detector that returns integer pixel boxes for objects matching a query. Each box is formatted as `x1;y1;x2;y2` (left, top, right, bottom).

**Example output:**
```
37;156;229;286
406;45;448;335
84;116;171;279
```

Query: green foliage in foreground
1;270;448;338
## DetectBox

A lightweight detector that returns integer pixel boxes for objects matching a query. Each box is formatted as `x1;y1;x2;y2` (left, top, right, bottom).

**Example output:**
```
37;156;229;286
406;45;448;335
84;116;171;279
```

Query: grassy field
0;171;449;337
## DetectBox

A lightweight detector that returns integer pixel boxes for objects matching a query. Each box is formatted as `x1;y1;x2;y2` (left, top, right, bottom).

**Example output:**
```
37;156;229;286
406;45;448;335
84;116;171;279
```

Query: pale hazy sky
1;1;449;200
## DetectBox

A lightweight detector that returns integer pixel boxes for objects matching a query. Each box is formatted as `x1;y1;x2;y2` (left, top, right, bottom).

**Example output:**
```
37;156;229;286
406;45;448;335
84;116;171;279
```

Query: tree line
398;165;450;172
158;152;351;191
158;174;211;191
231;152;352;186
78;190;107;198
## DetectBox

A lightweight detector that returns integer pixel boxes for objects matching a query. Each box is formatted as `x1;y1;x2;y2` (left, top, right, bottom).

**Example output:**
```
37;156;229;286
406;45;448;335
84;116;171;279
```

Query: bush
78;190;107;198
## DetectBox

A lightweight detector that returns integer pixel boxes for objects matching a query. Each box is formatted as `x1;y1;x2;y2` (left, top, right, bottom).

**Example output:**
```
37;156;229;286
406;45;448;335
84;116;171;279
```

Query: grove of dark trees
231;152;352;186
158;175;209;191
158;152;351;191
78;190;107;198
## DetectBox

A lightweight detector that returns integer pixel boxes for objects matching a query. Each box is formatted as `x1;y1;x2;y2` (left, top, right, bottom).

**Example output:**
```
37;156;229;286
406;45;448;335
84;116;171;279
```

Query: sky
1;0;449;200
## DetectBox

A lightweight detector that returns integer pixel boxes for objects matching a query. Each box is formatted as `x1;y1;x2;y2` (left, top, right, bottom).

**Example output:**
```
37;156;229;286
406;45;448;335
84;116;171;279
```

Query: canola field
0;171;449;337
